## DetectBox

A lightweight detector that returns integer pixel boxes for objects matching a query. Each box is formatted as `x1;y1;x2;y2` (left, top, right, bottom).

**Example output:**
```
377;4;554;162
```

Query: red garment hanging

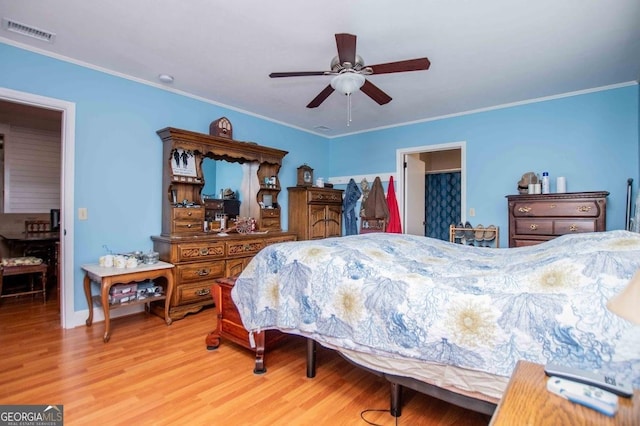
386;176;402;233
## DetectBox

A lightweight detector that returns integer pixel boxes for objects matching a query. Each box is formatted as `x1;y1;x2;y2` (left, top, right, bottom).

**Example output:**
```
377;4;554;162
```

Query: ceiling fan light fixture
330;72;365;96
330;72;366;126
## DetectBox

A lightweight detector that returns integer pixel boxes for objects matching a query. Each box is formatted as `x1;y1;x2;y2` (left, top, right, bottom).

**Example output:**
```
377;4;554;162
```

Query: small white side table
82;261;174;342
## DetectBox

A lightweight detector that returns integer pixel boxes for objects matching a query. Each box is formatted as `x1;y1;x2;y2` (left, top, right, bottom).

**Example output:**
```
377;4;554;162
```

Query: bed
230;230;640;415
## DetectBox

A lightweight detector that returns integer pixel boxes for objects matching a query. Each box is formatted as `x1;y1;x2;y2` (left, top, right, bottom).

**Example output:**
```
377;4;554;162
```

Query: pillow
1;257;44;267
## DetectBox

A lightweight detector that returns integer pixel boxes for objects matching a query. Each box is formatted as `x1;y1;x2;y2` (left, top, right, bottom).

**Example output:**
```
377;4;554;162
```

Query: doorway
396;142;466;237
0;87;75;328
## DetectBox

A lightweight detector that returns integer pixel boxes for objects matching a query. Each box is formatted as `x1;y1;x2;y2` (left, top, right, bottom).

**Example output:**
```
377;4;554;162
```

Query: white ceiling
1;0;639;137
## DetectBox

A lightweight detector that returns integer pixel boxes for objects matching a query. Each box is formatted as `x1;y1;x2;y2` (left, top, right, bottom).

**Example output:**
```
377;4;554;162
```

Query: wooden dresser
152;125;295;320
152;232;295;320
288;187;344;240
506;191;608;247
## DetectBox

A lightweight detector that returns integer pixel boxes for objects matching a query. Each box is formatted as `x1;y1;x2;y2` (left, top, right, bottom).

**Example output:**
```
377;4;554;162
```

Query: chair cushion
1;257;43;266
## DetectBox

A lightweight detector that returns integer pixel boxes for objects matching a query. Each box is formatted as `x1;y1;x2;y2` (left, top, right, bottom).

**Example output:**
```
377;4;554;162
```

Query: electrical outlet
78;207;88;220
469;208;476;217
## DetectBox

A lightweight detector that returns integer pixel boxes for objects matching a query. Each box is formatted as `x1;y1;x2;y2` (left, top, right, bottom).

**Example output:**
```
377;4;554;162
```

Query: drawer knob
195;288;211;296
577;205;592;212
569;224;578;232
199;248;209;255
188;211;192;216
187;224;192;228
518;207;531;213
529;224;538;231
197;268;210;276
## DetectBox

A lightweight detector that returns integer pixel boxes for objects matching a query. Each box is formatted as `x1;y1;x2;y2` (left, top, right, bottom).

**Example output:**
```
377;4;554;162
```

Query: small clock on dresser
297;164;313;187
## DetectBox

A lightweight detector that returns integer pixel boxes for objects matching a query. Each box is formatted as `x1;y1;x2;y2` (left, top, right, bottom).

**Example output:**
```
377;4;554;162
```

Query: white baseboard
69;304;146;329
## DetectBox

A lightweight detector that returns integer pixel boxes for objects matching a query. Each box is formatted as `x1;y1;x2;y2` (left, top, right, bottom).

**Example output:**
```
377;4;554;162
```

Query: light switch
469;208;476;217
78;207;88;220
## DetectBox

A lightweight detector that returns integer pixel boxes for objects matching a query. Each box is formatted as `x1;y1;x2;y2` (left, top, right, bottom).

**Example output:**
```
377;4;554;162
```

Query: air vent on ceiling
2;18;56;43
313;126;332;132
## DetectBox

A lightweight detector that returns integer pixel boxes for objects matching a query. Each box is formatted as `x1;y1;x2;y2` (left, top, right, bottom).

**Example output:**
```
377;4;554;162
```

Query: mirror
200;157;261;220
201;157;245;201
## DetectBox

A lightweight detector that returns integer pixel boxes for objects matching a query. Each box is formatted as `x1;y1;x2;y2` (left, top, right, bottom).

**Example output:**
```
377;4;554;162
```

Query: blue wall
1;42;638;314
0;43;328;311
330;86;640;245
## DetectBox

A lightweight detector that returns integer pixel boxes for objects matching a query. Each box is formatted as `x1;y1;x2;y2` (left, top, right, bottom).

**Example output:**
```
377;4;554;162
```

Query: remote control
547;376;618;417
544;363;633;397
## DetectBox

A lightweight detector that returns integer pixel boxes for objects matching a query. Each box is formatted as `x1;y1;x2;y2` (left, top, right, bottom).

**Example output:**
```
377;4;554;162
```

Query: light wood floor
0;292;491;425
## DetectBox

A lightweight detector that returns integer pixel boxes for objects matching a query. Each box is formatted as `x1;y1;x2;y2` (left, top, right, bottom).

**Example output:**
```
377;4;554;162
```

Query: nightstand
490;361;639;425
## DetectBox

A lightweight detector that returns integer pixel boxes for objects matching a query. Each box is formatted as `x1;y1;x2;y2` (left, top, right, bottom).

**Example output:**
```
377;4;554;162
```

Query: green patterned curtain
426;172;461;240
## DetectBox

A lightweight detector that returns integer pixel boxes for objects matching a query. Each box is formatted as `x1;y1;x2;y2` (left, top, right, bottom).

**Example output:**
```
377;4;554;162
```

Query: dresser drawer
204;199;224;210
264;235;297;246
512;238;548;248
552;219;596;235
260;208;280;218
172;207;204;220
174;241;225;262
512;200;601;218
171;208;204;234
175;281;216;305
172;220;203;233
515;219;553;235
226;239;265;258
307;189;342;204
260;218;281;231
175;262;226;283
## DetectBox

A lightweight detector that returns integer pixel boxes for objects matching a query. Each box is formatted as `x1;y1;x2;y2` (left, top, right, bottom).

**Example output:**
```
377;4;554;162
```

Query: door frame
0;87;75;328
396;141;466;234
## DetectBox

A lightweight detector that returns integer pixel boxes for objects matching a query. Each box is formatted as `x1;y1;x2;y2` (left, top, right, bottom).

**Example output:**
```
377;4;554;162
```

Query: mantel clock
297;164;313;187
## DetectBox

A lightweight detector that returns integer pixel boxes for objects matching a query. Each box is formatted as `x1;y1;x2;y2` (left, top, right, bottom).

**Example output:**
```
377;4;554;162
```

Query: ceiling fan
269;33;431;109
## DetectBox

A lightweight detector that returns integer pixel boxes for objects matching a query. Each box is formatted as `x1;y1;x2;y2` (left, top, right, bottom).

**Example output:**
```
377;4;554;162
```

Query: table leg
254;331;266;374
84;274;94;326
101;279;111;343
41;269;47;304
163;271;173;325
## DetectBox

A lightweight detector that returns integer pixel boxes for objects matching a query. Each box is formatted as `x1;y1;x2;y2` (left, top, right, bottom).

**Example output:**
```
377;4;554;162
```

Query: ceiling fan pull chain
347;94;352;126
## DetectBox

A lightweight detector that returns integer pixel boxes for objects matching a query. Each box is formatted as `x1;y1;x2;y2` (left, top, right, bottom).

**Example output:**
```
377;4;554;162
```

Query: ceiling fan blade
269;71;328;78
306;85;335;108
335;33;357;66
368;58;431;75
361;79;392;105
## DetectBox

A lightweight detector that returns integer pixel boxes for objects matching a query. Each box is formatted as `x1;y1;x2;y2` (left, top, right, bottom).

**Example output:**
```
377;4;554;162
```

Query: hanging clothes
342;178;362;236
363;176;389;219
386;175;402;233
359;178;370;217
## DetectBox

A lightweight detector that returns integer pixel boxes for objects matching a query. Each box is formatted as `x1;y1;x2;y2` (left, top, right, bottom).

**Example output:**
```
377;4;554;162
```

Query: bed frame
305;338;497;418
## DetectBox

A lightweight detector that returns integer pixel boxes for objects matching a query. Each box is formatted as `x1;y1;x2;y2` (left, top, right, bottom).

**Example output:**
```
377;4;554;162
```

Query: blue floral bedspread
231;230;640;387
